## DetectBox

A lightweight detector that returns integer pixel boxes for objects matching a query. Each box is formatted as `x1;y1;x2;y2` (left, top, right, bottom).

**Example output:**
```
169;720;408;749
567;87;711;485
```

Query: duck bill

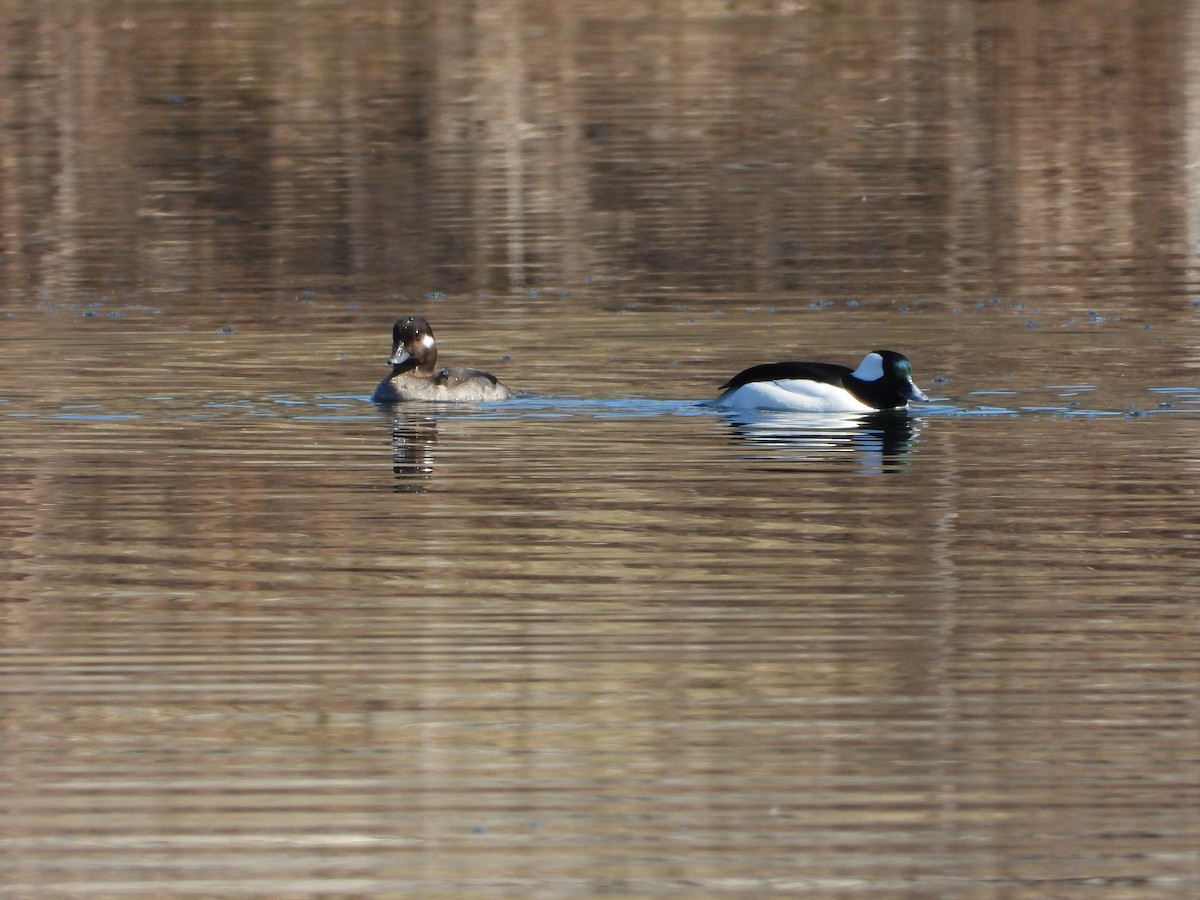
386;345;411;366
904;381;929;403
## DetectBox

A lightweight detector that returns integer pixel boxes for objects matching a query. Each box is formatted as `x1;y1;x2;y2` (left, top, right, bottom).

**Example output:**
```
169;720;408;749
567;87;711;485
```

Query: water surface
3;1;1200;895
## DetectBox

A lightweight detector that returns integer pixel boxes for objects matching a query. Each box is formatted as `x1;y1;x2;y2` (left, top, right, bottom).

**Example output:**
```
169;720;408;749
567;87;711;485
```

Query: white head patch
852;352;885;382
420;334;436;350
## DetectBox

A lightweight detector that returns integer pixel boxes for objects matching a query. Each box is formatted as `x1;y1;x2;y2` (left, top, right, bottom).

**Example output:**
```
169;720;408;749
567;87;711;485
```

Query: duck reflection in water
377;406;439;493
720;409;922;471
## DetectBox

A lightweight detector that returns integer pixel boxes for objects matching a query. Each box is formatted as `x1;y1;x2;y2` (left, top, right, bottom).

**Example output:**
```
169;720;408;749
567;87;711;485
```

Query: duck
371;316;516;403
709;350;928;413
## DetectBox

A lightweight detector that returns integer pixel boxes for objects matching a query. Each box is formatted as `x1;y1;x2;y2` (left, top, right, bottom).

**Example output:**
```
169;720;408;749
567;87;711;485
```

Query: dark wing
719;361;852;391
434;367;501;387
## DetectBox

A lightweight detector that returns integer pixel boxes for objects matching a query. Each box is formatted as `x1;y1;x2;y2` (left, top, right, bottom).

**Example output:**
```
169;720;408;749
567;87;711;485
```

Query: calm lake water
3;1;1200;896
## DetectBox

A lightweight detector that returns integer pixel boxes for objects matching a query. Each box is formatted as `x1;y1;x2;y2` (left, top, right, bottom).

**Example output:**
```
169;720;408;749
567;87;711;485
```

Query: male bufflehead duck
371;316;516;403
710;350;928;413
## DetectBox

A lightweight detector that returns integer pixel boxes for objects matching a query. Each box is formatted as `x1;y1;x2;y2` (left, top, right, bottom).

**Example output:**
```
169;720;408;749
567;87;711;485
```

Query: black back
719;361;852;391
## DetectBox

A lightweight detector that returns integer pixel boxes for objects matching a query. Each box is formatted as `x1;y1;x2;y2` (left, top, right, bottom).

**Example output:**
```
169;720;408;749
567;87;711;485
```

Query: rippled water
4;1;1200;895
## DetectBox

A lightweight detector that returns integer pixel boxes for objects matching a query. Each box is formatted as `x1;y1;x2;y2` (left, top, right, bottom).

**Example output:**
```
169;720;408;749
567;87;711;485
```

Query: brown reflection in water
0;1;1196;306
3;2;1200;894
975;1;1195;299
3;407;1200;892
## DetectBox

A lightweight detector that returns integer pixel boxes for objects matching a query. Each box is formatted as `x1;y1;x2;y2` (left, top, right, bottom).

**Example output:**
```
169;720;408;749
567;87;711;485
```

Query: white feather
712;379;874;413
851;352;885;382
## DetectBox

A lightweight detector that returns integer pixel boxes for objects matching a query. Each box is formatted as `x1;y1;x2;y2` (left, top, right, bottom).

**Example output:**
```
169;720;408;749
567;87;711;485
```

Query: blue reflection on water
8;384;1199;424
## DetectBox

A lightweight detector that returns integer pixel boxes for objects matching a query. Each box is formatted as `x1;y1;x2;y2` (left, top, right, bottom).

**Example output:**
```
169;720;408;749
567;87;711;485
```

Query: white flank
713;379;874;413
851;352;885;382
